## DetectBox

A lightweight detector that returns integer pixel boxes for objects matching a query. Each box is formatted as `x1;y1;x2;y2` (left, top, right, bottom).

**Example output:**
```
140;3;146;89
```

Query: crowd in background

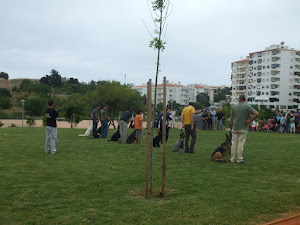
253;108;300;134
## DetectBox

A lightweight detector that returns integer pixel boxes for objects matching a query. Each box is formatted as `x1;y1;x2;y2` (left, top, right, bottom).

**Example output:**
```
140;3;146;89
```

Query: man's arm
246;110;259;126
181;112;184;128
230;114;233;130
191;112;195;130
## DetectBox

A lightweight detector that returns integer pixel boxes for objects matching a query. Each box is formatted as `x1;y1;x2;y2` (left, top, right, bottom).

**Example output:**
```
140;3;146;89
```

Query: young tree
146;0;172;114
146;0;172;195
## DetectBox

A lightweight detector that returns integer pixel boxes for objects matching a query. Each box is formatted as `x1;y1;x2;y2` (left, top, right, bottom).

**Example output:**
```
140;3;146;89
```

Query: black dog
172;132;185;152
95;126;102;138
153;132;161;147
126;130;136;144
108;129;120;142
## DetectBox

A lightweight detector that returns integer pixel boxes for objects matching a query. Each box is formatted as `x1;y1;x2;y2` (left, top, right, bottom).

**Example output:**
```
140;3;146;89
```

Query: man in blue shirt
119;110;133;143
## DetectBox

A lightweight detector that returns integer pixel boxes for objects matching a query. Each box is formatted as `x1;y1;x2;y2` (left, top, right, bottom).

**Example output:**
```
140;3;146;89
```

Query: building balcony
293;92;300;97
294;85;300;90
272;57;280;62
271;84;280;89
295;72;300;76
271;70;280;75
271;78;280;83
293;98;300;103
270;91;280;97
269;97;279;102
272;50;280;55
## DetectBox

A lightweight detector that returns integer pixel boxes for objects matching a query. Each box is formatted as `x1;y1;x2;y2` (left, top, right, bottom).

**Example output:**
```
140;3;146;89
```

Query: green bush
0;88;12;97
26;117;36;127
0;121;4;127
0;97;12;109
8;123;18;127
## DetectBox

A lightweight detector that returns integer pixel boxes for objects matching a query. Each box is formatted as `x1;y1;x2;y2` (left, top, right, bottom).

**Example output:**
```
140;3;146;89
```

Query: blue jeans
101;120;108;138
93;121;98;138
217;119;223;130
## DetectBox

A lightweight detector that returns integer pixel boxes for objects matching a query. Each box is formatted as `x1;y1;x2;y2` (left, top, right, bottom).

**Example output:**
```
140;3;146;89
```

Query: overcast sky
1;0;300;86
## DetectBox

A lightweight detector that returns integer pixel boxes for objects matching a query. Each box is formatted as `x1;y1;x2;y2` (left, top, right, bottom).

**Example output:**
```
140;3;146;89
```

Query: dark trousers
93;121;98;138
184;124;196;153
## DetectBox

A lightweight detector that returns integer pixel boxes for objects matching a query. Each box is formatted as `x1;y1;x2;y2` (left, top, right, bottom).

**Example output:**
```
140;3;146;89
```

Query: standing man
181;102;196;154
45;99;60;154
230;95;259;163
216;108;224;131
170;108;176;128
100;105;110;139
92;105;100;138
119;110;133;143
210;107;216;130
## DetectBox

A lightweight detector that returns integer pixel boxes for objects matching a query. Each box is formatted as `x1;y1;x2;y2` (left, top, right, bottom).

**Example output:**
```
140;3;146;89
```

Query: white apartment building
231;43;300;111
134;83;189;106
134;82;228;106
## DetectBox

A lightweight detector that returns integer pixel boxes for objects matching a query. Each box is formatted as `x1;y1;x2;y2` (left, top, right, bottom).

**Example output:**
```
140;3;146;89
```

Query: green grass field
0;127;299;225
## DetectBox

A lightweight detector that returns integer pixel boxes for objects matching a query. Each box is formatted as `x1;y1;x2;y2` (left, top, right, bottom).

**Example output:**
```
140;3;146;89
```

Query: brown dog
211;133;232;162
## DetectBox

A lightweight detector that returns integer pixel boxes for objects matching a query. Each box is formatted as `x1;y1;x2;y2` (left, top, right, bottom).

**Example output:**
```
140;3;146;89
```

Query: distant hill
0;78;38;91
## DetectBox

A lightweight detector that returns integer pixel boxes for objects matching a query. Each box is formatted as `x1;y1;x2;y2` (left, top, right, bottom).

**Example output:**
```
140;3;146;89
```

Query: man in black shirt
45;99;60;154
119;110;132;143
216;108;224;131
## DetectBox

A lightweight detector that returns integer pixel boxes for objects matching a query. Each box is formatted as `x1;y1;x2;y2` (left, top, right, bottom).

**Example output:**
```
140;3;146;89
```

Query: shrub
0;97;12;109
9;123;18;127
0;121;4;127
26;117;36;127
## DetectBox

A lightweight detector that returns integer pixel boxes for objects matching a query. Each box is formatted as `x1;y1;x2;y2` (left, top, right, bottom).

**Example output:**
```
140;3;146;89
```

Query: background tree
196;93;210;108
40;69;62;88
0;72;9;79
214;87;231;102
61;94;87;128
24;97;48;116
88;81;144;125
0;88;12;97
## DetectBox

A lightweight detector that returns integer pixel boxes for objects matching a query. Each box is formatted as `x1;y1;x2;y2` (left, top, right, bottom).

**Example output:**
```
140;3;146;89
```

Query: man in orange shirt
134;109;143;145
181;102;196;153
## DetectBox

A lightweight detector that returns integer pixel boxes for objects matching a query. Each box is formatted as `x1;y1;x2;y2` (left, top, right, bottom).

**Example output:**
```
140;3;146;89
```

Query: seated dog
108;129;120;142
126;130;136;144
211;133;232;162
153;131;161;147
172;132;185;152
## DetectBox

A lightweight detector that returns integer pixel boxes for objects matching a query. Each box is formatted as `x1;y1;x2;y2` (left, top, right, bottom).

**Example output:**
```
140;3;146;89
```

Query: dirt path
263;214;300;225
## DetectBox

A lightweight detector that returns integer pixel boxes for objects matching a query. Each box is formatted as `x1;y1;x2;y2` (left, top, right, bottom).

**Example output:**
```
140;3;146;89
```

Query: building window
254;67;257;70
263;52;266;56
262;92;264;95
267;66;270;68
280;105;287;109
289;93;292;96
266;92;269;95
266;86;269;88
289;79;293;82
262;86;265;89
290;66;293;69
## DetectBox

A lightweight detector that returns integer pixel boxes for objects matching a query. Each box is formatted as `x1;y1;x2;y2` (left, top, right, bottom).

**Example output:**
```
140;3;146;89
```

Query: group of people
200;107;225;131
253;108;300;134
44;97;297;165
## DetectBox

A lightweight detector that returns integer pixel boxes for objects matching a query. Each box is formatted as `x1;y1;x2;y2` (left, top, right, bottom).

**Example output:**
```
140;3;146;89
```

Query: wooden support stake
161;77;167;197
145;80;152;198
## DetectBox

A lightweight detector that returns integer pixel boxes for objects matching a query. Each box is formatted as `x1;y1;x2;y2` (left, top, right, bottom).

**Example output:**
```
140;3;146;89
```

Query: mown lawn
0;127;299;225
